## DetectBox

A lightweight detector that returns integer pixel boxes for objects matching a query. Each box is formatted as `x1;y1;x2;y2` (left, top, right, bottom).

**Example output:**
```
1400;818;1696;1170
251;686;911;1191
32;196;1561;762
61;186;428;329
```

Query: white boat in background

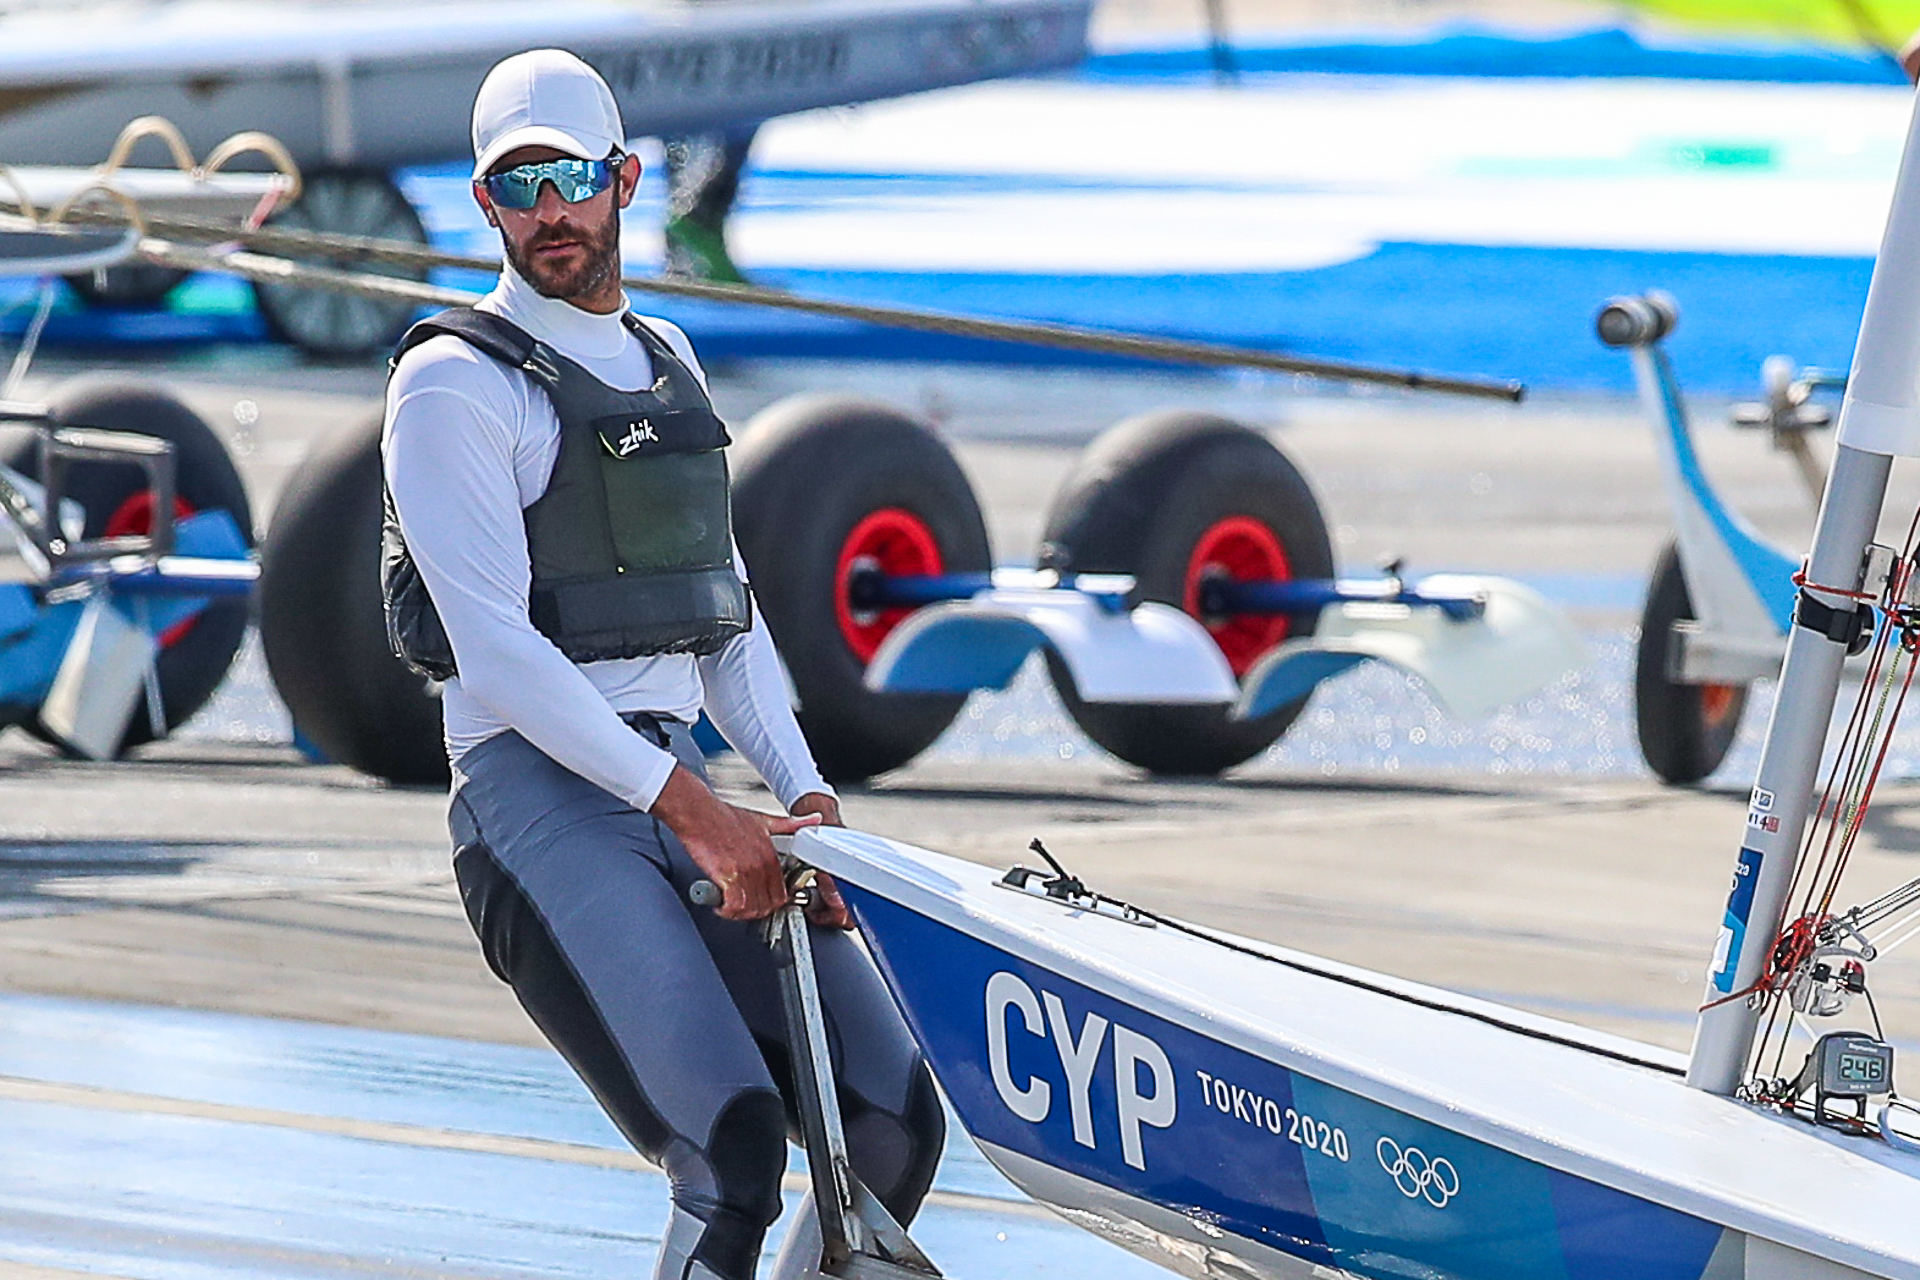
4;165;280;224
0;0;1088;172
0;0;1089;351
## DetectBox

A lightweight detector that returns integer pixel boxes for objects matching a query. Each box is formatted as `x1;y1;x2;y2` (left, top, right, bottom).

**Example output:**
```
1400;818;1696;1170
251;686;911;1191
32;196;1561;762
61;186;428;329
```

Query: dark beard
503;205;622;301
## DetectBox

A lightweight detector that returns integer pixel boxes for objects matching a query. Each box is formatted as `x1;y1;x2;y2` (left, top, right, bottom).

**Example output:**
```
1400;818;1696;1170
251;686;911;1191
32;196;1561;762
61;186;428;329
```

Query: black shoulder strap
622;313;701;387
389;308;560;389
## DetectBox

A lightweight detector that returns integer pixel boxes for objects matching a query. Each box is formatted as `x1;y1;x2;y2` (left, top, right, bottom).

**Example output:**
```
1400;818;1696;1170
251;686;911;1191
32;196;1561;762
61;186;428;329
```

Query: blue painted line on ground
0;991;625;1148
0;1099;1128;1280
634;246;1870;394
1;1097;664;1280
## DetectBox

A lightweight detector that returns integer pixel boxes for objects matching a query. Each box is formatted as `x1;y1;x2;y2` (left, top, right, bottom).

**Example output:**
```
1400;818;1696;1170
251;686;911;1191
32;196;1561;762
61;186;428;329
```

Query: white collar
487;263;632;363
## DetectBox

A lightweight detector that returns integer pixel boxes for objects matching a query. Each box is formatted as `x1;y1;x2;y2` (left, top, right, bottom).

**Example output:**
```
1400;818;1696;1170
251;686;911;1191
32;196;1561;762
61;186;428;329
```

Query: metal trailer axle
845;567;1488;621
1;421;179;588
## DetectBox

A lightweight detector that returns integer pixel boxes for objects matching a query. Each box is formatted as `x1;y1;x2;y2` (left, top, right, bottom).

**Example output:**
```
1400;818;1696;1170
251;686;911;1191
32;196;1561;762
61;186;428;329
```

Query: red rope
1699;913;1822;1013
1820;650;1916;921
1791;565;1881;603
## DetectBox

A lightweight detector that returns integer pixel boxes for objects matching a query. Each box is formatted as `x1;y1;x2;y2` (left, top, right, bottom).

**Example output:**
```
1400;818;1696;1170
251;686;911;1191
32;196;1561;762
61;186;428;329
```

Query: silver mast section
1684;91;1920;1094
1685;448;1888;1092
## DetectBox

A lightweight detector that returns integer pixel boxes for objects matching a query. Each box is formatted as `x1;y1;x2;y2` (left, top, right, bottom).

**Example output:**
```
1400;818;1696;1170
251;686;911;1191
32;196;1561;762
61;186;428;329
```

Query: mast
1685;91;1920;1094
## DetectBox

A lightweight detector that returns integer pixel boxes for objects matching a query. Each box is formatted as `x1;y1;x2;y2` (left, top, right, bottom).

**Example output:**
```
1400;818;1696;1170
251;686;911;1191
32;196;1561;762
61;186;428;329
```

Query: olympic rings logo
1376;1137;1460;1208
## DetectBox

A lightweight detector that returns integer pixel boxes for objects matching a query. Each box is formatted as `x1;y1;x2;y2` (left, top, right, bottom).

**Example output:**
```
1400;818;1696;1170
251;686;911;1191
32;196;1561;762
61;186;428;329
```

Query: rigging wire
1017;841;1685;1076
1769;559;1904;948
1743;520;1920;1093
1804;560;1905;898
1869;916;1920;957
1763;656;1904;1081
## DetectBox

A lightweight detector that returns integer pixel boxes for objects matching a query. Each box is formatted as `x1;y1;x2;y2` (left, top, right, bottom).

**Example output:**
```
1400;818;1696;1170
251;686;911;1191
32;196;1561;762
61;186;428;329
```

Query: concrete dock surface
6;352;1920;1055
8;740;1920;1058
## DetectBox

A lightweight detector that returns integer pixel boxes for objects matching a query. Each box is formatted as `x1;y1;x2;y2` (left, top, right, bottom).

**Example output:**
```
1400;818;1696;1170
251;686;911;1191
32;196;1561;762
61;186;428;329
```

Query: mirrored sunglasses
481;157;618;209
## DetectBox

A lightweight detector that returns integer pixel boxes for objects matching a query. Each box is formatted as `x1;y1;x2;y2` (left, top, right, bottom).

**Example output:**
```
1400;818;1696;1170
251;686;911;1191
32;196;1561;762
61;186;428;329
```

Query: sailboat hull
795;828;1919;1280
848;889;1727;1280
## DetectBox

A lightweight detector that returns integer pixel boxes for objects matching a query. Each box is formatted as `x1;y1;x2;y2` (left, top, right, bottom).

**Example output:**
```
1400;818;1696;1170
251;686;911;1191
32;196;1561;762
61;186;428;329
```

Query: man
381;49;943;1280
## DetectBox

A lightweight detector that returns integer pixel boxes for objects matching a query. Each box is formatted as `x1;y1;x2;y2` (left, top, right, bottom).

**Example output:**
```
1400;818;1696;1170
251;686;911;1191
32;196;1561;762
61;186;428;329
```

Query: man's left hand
789;793;852;929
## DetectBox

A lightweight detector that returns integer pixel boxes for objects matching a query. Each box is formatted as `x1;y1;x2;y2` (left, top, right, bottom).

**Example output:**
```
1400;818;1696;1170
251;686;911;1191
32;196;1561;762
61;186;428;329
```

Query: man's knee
844;1059;945;1225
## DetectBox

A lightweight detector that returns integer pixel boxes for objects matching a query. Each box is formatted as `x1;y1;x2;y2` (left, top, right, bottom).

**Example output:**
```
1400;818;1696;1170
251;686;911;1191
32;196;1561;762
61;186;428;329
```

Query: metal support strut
765;858;944;1280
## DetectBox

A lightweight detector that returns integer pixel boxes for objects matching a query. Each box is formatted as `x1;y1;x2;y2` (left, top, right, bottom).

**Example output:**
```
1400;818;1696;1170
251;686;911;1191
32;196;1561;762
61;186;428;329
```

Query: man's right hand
650;764;819;921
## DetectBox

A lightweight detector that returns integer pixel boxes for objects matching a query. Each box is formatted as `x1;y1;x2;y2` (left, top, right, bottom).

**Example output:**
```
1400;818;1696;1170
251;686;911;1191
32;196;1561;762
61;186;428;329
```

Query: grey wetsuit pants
448;721;943;1280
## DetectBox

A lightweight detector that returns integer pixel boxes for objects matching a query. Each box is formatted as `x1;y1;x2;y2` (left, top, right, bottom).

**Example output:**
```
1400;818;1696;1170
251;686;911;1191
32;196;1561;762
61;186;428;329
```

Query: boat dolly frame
761;852;946;1280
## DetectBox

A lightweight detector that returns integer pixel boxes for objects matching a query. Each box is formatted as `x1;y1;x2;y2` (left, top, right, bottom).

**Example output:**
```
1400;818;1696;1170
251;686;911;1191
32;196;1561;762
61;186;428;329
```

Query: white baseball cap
471;49;625;180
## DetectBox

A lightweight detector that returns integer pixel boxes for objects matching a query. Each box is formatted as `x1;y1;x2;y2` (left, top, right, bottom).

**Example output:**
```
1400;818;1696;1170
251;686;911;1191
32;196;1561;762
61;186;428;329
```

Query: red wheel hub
1184;515;1292;678
105;490;200;649
835;508;944;663
1700;682;1740;729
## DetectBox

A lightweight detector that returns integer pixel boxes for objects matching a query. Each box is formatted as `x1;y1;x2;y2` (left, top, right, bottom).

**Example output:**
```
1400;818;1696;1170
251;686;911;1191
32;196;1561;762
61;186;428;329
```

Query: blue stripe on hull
845;889;1724;1280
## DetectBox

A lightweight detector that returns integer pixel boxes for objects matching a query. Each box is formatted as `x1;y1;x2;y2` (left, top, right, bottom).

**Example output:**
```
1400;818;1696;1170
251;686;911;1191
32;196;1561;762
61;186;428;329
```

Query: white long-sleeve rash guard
383;265;832;813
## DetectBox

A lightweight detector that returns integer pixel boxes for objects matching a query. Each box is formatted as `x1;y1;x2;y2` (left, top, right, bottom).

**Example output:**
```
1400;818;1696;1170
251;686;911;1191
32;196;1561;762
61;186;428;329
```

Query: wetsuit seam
517;878;693;1155
451;790;482;842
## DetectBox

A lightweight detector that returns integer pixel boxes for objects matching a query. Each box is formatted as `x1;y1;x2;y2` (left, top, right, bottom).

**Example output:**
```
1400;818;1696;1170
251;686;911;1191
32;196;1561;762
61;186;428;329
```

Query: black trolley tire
731;395;992;785
1634;539;1748;785
1;379;253;752
251;167;430;360
1038;410;1335;776
258;412;449;785
65;263;192;308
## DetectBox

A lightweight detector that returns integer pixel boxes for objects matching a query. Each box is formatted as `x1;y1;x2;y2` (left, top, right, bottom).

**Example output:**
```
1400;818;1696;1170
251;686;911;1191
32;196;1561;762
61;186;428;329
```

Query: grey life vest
382;307;751;681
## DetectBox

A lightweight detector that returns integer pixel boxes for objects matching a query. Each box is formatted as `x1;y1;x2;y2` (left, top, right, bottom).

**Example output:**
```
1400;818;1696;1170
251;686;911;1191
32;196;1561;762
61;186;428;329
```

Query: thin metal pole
2;279;57;401
1202;0;1238;83
1686;444;1889;1093
772;898;866;1265
7;207;1526;402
